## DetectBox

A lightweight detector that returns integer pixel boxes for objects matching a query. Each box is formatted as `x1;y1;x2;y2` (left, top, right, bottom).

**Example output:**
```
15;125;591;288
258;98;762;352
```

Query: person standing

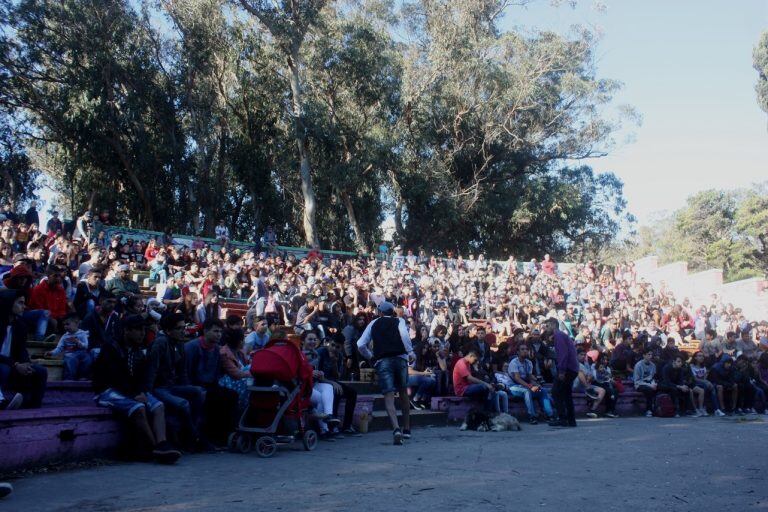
545;318;579;427
25;201;40;227
357;301;415;445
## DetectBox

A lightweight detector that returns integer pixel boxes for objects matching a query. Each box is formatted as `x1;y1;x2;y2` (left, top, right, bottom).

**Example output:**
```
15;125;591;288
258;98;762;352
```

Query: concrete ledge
0;406;121;473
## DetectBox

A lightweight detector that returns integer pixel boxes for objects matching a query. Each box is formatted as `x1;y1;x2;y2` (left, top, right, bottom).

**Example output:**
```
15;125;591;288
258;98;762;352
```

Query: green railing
92;221;358;258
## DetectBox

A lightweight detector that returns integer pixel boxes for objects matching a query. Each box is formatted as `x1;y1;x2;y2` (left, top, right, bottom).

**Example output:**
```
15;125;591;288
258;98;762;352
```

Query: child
45;313;92;380
592;356;619;418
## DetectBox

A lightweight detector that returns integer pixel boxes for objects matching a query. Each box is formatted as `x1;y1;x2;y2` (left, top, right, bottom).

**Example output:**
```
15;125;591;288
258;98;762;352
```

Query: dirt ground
3;416;767;512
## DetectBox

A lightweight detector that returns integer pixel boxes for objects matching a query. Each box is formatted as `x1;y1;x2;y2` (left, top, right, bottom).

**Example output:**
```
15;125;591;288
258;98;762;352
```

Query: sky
502;0;768;226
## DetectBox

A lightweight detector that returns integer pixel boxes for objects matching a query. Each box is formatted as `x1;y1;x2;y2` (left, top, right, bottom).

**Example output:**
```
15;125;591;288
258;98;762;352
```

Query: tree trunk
87;190;97;214
388;169;405;238
105;135;155;228
340;190;367;253
287;51;318;247
0;168;16;207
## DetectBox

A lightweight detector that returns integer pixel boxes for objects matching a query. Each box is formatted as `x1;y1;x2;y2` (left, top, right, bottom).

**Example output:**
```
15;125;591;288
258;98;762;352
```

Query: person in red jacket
144;238;159;264
541;253;557;275
306;245;323;263
28;265;71;333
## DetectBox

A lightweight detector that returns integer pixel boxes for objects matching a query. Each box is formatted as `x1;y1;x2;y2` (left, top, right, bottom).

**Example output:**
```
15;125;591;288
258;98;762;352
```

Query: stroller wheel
227;432;239;452
236;434;253;454
256;436;277;458
302;430;318;451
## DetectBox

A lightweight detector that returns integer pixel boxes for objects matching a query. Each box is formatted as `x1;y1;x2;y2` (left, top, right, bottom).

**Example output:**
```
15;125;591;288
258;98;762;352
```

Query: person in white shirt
215;220;229;244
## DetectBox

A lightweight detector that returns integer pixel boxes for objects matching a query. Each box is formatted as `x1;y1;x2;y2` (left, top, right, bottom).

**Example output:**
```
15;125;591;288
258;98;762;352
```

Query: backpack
654;393;675;417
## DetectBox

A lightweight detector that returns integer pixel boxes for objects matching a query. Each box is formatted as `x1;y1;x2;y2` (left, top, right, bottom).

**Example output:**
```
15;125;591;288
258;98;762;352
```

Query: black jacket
92;342;152;396
147;333;189;389
0;318;30;366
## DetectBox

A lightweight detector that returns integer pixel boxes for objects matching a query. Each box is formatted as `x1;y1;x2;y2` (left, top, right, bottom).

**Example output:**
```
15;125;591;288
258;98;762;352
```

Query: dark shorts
375;356;408;394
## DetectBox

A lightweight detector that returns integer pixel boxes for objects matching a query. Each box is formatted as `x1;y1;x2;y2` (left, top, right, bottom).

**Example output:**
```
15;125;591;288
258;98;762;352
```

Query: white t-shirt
215;225;229;239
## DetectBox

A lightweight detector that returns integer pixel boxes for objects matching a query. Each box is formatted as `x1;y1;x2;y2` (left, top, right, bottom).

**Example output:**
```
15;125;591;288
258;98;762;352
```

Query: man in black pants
317;338;359;435
659;354;694;417
544;318;579;427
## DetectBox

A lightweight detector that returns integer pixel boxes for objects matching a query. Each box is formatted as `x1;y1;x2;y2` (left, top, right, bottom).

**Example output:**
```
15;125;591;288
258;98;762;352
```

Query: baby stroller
228;338;318;457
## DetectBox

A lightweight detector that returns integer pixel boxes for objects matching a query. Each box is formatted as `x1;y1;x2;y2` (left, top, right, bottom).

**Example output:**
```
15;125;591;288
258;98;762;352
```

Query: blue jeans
22;309;50;339
408;374;437;400
694;379;720;411
463;384;508;413
0;362;48;408
63;350;93;380
508;385;553;418
375;357;408;394
153;385;206;440
150;268;167;284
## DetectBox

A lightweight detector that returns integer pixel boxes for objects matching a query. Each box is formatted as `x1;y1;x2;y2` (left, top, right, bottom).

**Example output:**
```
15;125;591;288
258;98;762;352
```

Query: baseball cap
377;301;395;314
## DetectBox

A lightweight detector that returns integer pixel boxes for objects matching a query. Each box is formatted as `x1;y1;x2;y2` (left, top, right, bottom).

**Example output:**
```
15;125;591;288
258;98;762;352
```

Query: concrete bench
432;387;649;422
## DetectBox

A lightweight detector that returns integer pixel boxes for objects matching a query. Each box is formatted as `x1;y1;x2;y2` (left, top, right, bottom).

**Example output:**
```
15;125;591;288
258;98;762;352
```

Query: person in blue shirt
505;343;554;424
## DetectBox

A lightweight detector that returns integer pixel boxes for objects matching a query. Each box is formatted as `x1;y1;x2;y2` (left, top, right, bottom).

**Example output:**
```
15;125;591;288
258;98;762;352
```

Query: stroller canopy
250;338;313;383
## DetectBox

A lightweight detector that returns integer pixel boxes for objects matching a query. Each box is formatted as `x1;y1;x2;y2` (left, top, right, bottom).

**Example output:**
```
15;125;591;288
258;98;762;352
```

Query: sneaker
0;482;12;499
586;412;598;419
645;410;653;417
0;393;23;411
393;428;403;445
714;409;726;417
692;410;702;418
342;426;363;437
700;409;709;417
529;417;538;425
409;399;424;410
153;441;181;464
324;416;342;427
402;429;412;440
736;409;746;416
674;413;680;418
605;412;618;418
747;408;757;415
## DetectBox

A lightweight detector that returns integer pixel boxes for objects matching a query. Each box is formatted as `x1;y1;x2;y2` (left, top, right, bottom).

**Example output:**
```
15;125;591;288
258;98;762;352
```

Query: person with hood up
709;355;738;416
0;289;48;408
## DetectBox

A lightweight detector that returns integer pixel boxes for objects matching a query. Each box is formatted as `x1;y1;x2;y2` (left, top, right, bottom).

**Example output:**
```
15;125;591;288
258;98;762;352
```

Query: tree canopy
617;186;768;282
0;0;635;260
755;30;768;122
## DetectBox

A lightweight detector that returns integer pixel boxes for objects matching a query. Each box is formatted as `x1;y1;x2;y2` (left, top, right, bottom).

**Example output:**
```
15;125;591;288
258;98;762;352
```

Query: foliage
0;0;635;258
621;187;768;282
755;31;768;121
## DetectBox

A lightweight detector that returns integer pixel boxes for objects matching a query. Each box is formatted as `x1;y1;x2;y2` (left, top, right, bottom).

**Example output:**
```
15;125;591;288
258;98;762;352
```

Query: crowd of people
2;203;768;456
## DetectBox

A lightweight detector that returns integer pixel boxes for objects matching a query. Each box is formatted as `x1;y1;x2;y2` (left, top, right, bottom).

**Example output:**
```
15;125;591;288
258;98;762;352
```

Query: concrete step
28;357;64;381
367;409;448;431
45;381;95;406
27;340;57;357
